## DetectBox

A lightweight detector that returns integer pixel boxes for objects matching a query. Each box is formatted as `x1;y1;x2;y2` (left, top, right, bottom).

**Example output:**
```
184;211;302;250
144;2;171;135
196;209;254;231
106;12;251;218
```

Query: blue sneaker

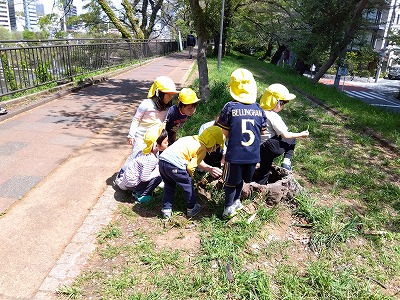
136;195;153;203
187;204;201;218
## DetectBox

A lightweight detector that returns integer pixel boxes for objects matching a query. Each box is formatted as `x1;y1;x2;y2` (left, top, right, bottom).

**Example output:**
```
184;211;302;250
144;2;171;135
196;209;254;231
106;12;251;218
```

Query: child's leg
134;176;162;197
255;136;286;184
223;162;243;208
280;138;296;160
159;161;177;211
176;171;196;210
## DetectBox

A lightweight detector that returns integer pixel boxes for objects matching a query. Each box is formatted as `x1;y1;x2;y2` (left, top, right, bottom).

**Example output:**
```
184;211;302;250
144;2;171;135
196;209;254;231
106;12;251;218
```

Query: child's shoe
187;203;201;218
281;158;292;171
222;205;237;219
136;195;153;203
161;208;172;219
233;199;244;211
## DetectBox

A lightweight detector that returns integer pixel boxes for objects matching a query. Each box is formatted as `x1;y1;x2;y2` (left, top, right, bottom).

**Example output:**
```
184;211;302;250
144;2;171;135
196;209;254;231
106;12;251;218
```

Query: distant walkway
0;51;196;299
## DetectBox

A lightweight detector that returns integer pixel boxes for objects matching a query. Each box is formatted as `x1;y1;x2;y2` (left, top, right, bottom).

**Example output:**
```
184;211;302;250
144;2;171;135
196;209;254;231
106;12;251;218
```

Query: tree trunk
197;36;210;100
295;58;309;75
259;39;274;61
270;44;286;65
311;0;370;84
188;0;210;100
97;0;133;40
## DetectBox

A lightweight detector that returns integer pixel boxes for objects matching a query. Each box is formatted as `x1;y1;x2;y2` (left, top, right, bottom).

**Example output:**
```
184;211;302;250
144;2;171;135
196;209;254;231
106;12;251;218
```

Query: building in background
0;0;11;30
62;1;77;31
23;0;38;31
8;0;39;31
36;2;44;17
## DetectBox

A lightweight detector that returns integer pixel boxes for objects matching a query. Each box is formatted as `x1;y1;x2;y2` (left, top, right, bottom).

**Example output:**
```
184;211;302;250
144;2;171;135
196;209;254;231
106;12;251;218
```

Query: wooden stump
242;167;303;205
196;165;303;205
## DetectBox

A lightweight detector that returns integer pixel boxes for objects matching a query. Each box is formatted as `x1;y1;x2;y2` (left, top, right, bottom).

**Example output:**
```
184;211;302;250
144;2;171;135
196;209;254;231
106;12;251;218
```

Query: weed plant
58;53;400;300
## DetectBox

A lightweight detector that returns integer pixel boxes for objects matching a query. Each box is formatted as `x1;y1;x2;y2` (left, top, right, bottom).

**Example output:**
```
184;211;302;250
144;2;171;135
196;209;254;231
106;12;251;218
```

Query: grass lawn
57;53;400;300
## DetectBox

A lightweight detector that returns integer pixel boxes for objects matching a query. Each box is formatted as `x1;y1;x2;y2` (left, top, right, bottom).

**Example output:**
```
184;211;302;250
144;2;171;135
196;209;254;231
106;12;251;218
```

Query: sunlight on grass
65;53;399;299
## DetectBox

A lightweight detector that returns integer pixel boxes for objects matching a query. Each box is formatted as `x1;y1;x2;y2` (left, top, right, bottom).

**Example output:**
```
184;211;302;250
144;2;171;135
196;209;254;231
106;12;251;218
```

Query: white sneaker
222;205;237;219
161;208;172;219
233;199;244;211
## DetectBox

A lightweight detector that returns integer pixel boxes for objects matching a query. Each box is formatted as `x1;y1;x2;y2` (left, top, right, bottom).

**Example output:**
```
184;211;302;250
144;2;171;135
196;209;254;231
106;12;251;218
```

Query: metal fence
0;38;179;97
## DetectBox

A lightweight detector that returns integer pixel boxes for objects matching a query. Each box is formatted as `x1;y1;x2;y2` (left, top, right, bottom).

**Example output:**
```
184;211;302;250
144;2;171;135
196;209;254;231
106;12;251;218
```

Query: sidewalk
0;51;196;299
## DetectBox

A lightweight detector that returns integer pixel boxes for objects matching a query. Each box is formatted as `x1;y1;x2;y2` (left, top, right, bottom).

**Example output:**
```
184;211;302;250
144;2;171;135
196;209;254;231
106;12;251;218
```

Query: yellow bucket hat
142;124;164;155
198;126;225;149
259;83;296;110
229;68;257;104
147;76;179;98
178;88;200;105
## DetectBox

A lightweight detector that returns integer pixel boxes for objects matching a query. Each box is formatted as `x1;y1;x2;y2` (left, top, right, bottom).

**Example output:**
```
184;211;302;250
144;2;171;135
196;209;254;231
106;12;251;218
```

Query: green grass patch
62;53;399;299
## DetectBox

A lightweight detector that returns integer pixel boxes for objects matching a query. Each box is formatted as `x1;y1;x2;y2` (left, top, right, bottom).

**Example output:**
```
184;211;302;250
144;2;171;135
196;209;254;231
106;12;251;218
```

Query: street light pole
217;0;225;69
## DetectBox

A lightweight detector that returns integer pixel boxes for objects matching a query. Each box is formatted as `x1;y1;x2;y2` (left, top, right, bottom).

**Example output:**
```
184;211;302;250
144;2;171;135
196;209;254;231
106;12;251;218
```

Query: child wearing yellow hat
216;68;267;219
119;76;178;175
115;125;169;203
164;87;201;145
158;126;225;218
253;83;309;185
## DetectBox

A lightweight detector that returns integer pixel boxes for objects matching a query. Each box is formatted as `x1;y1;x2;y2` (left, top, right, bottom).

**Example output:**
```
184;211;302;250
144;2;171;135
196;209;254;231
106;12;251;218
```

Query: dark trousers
159;160;196;210
223;162;256;208
134;176;162;197
253;135;296;185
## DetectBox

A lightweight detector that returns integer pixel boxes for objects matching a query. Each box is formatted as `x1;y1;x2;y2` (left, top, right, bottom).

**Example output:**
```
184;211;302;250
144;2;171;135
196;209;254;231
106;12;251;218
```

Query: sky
44;0;121;16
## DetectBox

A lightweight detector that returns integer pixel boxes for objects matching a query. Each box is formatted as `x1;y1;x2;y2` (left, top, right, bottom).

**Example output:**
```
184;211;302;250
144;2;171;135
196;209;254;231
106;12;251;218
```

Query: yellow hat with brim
142;123;164;155
229;68;257;104
147;76;179;98
259;83;296;110
178;88;200;105
198;125;225;149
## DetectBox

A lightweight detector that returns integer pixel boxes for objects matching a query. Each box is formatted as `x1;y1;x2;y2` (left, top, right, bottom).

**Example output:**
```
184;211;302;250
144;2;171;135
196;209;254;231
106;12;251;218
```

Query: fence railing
0;38;179;97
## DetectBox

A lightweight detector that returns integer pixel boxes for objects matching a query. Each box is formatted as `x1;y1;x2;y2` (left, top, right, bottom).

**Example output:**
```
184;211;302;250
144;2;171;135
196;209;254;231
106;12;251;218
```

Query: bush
357;69;371;78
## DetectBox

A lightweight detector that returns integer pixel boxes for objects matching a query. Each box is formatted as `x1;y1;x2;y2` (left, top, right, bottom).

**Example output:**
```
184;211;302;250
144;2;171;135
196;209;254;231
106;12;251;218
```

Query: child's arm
127;100;148;145
280;130;309;139
198;161;223;178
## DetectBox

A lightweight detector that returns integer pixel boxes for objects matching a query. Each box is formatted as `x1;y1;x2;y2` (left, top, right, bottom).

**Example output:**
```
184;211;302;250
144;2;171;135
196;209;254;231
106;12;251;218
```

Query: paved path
318;77;400;113
0;51;196;299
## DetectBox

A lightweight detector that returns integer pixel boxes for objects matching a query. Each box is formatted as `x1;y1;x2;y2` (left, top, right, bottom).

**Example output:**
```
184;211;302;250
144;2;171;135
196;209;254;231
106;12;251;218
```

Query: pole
178;31;183;51
217;0;225;69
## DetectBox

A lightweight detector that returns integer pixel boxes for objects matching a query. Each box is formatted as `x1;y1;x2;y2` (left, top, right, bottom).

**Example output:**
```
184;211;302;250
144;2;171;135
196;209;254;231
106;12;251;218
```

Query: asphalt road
321;76;400;113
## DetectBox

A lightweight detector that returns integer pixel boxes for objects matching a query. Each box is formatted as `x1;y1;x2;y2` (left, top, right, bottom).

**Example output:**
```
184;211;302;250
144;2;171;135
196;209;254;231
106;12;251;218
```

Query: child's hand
300;130;309;138
127;138;135;145
209;167;223;178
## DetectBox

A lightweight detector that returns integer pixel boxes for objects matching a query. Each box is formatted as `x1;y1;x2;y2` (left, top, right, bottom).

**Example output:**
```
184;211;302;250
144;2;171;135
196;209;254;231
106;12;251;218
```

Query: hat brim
281;93;296;101
164;91;179;94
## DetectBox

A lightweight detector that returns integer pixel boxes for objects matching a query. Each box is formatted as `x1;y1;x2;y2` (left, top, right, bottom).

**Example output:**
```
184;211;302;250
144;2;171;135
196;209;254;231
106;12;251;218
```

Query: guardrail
0;38;179;97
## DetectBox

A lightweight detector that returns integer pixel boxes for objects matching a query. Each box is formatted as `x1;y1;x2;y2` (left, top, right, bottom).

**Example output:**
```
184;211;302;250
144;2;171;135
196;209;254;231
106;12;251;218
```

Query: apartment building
0;0;11;30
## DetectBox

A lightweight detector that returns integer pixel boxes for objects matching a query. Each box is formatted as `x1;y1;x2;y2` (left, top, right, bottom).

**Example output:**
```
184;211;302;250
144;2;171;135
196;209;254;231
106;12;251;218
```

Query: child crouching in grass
115;125;169;203
158;126;225;219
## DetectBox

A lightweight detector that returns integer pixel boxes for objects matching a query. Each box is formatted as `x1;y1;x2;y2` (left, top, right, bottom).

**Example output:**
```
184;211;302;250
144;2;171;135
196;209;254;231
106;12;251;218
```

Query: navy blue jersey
165;105;188;143
217;101;267;164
